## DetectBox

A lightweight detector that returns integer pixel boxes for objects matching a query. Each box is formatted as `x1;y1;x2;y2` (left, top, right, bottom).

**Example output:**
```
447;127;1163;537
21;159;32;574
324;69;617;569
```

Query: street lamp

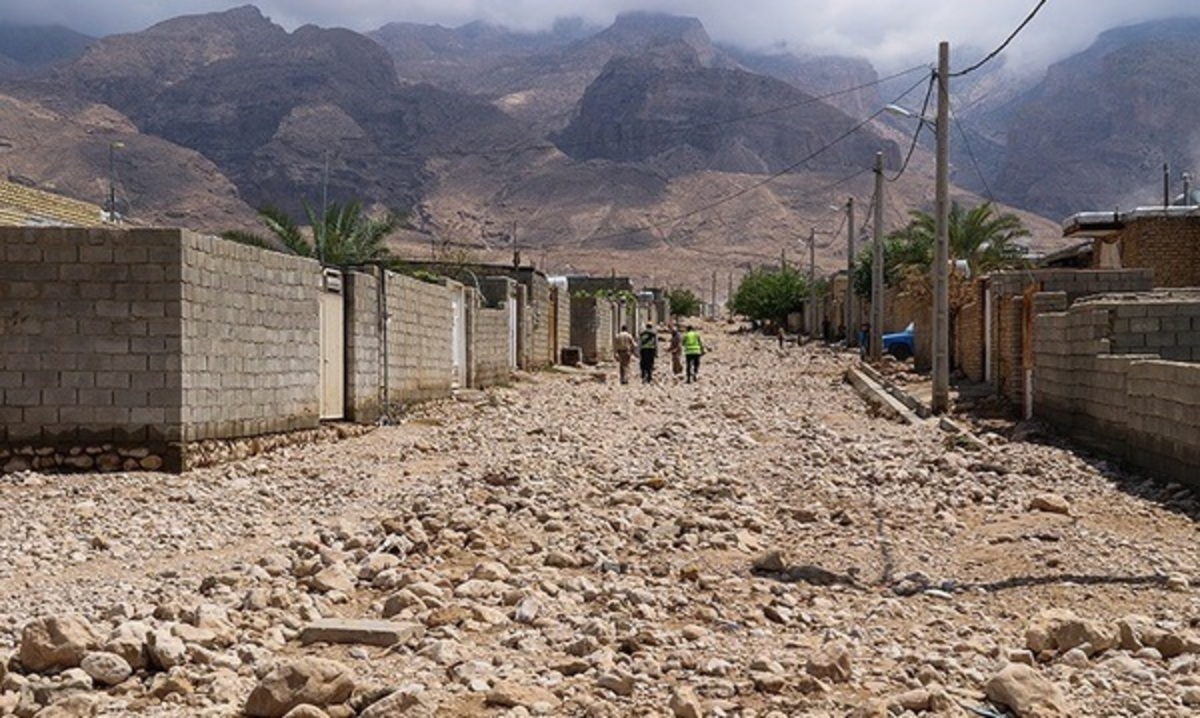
883;45;951;414
107;141;125;223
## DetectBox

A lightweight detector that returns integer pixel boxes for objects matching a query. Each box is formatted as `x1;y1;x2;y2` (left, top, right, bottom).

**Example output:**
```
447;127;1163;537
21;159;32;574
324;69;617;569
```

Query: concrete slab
299;619;425;647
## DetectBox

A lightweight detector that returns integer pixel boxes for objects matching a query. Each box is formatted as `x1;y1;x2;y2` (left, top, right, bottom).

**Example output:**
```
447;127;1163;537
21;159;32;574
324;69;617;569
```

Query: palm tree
223;200;402;266
889;201;1030;276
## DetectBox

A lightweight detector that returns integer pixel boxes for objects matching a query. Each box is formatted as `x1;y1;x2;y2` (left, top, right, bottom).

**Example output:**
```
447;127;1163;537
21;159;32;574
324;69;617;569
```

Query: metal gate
318;268;345;420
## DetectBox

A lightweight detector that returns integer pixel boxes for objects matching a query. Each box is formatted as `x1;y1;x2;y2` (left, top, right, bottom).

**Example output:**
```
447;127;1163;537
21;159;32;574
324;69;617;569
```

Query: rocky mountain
992;18;1200;220
33;5;532;221
0;5;1072;288
556;55;898;175
0;24;93;78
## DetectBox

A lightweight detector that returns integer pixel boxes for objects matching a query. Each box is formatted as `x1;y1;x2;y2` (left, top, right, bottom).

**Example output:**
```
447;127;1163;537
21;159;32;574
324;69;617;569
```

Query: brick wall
955;281;985;382
0;227;185;454
344;269;381;423
384;272;455;404
551;287;570;363
179;234;322;443
1116;216;1200;287
1033;293;1200;485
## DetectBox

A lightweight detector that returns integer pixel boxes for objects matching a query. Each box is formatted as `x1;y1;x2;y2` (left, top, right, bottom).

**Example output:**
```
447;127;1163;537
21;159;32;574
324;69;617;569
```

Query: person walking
683;324;705;383
638;322;659;384
669;325;684;378
614;325;636;385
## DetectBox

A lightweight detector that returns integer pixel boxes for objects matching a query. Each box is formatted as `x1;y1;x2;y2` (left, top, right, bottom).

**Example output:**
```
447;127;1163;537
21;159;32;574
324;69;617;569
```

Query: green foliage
728;267;810;323
665;288;702;317
851;201;1030;297
573;288;637;304
222;200;403;266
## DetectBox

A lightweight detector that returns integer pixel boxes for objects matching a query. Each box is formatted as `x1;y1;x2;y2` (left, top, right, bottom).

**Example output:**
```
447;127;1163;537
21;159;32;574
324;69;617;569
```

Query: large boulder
985;663;1074;717
18;616;100;673
245;657;355;718
1025;609;1116;656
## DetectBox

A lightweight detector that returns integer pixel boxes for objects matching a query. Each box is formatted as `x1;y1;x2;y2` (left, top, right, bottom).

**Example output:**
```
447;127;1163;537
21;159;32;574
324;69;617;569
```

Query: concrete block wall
1106;294;1200;362
344;270;382;423
472;306;513;387
527;274;552;369
986;269;1155;405
1033;294;1200;485
551;287;570;363
384;272;455;404
0;227;185;453
179;233;322;443
570;296;615;364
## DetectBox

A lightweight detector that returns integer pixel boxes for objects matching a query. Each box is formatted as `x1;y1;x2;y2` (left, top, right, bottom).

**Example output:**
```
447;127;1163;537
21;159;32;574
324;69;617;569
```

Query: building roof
1063;206;1200;237
0;180;107;227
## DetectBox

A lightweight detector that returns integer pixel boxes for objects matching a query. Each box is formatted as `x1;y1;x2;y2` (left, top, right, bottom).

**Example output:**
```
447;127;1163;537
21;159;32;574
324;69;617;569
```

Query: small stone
147;629;187;671
80;652;133;686
806;643;852;683
668;686;703;718
311;565;356;595
752;550;787;572
282;706;330;718
485;681;561;711
1029;493;1071;515
1167;574;1190;592
359;687;423;718
596;671;636;697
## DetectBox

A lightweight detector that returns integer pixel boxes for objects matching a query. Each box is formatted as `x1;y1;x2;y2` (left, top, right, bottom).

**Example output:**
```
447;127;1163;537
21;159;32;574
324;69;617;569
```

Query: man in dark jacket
638;323;659;384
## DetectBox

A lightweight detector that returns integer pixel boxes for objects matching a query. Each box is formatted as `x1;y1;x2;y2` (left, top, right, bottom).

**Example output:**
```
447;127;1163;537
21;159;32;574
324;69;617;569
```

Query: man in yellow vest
683;325;705;383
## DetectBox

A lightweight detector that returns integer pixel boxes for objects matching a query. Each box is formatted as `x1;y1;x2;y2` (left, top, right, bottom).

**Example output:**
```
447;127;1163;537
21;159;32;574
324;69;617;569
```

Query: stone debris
0;326;1197;716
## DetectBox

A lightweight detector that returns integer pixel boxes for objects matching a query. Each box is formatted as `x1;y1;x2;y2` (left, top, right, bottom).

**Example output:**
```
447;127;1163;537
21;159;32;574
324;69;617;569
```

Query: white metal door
319;269;345;420
451;292;467;388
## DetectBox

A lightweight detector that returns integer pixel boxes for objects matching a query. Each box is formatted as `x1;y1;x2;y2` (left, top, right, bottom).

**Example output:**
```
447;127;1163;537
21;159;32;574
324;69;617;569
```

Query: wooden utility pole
808;228;816;337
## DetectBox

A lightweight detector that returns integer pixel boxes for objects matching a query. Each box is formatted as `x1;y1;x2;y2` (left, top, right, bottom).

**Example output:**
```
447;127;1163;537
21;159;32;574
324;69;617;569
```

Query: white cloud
2;0;1199;74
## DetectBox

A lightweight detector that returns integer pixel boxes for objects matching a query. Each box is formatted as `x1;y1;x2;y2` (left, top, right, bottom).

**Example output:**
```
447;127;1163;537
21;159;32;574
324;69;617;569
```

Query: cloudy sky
3;0;1199;72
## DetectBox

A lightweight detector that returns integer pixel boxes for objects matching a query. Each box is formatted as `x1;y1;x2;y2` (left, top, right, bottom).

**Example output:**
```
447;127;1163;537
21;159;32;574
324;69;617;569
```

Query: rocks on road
0;322;1198;716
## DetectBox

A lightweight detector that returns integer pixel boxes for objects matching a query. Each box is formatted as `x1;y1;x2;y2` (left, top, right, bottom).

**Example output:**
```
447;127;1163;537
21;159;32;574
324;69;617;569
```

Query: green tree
665;288;702;317
223;200;402;265
729;267;810;324
852;201;1029;297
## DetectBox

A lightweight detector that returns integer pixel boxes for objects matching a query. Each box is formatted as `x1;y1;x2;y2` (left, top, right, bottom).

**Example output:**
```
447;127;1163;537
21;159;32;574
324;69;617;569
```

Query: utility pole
870;152;884;362
808;227;816;338
780;248;786;271
320;148;330;265
845;197;856;346
932;41;951;414
711;270;718;319
107;141;124;223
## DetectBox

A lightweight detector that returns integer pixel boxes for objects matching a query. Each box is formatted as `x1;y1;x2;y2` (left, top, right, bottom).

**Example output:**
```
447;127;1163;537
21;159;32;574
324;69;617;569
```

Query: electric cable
885;71;936;183
951;0;1048;78
951;110;995;202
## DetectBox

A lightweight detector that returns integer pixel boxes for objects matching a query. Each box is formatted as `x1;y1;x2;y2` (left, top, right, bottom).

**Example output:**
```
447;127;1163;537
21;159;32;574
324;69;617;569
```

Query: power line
579;73;932;247
951;110;995;202
442;64;931;161
951;0;1048;78
885;71;936;183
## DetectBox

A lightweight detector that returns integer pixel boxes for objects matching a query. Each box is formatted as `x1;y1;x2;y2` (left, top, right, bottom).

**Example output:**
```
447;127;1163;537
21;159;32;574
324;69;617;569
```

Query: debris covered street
2;323;1199;717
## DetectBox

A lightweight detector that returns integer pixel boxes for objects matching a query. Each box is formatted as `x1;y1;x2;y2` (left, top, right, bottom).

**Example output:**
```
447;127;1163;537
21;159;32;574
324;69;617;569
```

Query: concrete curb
845;366;923;425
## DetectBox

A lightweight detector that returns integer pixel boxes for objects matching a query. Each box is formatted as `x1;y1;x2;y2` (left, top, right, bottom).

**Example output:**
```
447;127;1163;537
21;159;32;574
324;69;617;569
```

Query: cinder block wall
956;281;986;382
179;233;322;442
0;227;185;458
552;287;570;360
384;272;454;404
570;296;614;364
344;270;381;423
1033;293;1200;485
987;269;1156;405
473;307;513;387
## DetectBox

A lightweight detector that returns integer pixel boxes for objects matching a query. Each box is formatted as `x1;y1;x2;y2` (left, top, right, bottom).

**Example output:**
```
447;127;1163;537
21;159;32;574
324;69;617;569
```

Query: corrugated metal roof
0;180;106;227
